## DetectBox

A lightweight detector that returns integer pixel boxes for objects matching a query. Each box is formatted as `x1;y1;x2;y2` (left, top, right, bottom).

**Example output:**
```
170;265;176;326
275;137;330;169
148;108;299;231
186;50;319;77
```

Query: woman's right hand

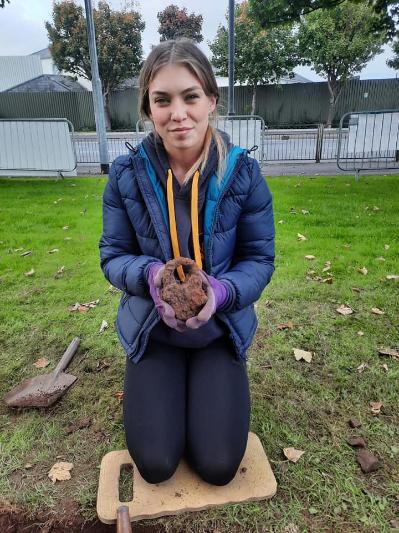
146;262;187;332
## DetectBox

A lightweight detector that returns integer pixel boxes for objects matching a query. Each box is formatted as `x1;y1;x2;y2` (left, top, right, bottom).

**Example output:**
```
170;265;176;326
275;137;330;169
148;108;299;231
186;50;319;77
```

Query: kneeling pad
97;431;277;524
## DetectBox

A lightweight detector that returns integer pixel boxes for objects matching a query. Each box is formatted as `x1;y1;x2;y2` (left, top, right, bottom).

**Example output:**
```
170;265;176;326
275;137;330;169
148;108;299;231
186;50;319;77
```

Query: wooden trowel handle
53;337;81;375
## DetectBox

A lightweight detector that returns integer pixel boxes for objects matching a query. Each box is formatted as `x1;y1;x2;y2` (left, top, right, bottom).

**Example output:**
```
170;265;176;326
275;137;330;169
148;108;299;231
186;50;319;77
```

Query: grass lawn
0;173;398;532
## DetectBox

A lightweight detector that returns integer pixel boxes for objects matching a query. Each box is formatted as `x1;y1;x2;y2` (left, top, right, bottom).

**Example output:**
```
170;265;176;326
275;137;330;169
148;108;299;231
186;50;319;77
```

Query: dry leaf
357;331;364;336
14;248;23;252
373;206;379;211
352;287;362;293
370;402;383;415
48;462;73;483
305;255;315;260
55;266;65;279
358;267;368;275
381;364;388;372
33;357;50;369
293;348;313;363
62;226;69;230
48;248;59;254
69;299;99;313
343;244;351;248
336;305;354;316
322;277;333;284
20;251;32;257
376;256;385;261
322;263;331;272
64;237;72;241
114;391;124;403
99;320;108;333
386;275;399;281
378;346;399;359
371;307;384;315
301;209;309;215
384;244;390;250
24;269;35;277
297;233;307;241
357;363;368;373
283;447;305;463
24;463;33;469
277;321;294;330
278;220;285;224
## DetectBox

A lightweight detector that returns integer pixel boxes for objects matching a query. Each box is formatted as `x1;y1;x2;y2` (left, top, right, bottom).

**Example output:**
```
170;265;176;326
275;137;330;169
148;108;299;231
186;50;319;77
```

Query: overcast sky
0;0;397;81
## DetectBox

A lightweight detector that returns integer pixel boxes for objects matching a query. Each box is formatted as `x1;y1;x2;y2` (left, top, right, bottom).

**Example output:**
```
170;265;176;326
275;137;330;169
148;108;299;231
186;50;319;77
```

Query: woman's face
148;63;216;155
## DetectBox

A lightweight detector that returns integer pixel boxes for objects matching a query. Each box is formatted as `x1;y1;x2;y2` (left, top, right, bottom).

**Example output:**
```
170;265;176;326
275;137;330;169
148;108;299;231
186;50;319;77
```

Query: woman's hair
138;39;227;184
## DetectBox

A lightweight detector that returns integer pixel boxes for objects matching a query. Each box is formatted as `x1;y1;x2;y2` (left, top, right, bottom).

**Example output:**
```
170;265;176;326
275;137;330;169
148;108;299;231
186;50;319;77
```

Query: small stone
347;436;366;448
240;467;247;474
356;449;382;473
349;418;362;428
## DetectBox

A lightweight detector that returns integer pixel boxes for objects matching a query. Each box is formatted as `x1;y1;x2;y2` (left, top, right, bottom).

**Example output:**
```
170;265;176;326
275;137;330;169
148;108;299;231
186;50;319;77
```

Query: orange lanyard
166;169;203;282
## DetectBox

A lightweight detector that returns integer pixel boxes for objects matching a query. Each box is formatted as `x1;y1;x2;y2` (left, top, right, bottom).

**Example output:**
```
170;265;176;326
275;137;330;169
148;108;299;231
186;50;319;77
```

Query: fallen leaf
24;463;33;469
14;248;23;252
114;391;124;403
351;287;362;293
277;321;294;330
378;346;399;359
322;264;331;272
358;267;368;275
357;331;364;336
48;462;73;483
99;320;108;333
108;285;122;294
33;358;50;369
293;348;313;363
62;226;69;230
371;307;384;315
48;248;59;254
381;363;388;372
386;274;399;281
96;360;110;372
301;209;309;215
373;206;379;211
343;244;351;248
283;447;305;463
297;233;307;241
55;266;65;279
305;255;315;260
20;251;32;257
357;363;368;373
369;402;383;415
376;256;385;261
384;244;390;250
278;220;285;224
322;277;333;284
69;299;99;313
64;237;72;241
336;305;353;316
24;269;35;277
66;417;92;434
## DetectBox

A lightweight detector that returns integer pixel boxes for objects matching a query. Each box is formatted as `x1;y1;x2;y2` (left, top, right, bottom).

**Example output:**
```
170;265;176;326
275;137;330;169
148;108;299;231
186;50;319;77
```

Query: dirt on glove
161;257;208;321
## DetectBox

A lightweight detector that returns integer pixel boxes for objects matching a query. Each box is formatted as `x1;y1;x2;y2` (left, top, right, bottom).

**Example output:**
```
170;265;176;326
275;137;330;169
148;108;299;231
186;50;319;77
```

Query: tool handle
54;337;81;375
116;505;132;533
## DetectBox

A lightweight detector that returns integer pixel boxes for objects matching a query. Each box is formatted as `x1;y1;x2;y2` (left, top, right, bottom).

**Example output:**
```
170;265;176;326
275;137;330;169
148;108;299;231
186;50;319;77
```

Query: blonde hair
138;39;227;184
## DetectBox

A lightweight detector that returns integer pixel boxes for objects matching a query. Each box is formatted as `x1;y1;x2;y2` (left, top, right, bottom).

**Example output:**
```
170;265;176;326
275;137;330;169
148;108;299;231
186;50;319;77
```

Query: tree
298;2;387;127
248;0;398;40
209;2;298;115
0;0;10;7
387;39;399;70
46;0;144;130
157;4;203;42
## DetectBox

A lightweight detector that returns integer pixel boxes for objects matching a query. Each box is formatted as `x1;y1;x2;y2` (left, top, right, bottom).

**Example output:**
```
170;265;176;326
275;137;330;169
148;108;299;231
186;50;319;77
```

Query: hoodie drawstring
166;169;202;282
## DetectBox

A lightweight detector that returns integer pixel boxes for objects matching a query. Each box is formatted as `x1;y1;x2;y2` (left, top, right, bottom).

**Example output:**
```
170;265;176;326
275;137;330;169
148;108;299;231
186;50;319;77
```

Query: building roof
5;74;87;92
30;47;53;60
0;56;42;91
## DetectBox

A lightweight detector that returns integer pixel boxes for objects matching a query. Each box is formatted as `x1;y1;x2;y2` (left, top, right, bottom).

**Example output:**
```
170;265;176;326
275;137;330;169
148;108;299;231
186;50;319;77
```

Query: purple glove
185;271;230;330
146;262;187;332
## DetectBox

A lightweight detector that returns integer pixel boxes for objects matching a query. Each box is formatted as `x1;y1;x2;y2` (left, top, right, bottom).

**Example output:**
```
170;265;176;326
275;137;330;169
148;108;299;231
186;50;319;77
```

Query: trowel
4;337;80;408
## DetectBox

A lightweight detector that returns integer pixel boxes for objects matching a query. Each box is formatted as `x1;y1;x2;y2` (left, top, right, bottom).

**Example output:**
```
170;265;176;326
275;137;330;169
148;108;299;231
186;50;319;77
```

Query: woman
99;39;275;486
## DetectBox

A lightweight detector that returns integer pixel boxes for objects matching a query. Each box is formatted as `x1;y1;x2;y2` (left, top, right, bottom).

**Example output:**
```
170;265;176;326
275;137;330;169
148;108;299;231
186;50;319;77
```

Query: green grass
0;174;398;532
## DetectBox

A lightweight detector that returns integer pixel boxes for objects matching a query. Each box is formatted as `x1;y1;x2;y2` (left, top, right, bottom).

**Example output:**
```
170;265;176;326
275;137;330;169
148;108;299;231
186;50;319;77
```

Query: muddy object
161;258;208;321
348;418;362;428
347;436;366;448
356;449;382;473
4;337;80;408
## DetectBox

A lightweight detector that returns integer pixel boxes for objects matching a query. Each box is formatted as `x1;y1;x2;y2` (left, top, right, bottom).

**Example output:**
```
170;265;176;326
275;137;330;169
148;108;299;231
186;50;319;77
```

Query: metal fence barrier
0;118;77;176
337;110;399;176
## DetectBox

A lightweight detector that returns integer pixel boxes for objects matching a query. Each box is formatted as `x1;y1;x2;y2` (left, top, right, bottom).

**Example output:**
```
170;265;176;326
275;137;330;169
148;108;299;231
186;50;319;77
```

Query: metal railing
337;110;399;175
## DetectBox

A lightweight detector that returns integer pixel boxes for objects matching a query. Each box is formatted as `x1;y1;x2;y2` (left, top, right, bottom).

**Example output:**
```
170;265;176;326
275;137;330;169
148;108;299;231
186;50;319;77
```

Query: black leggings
123;336;251;486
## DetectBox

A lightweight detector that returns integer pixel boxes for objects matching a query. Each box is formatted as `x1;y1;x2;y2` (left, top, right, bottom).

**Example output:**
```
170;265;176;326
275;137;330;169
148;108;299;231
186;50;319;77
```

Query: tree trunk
326;74;342;128
251;85;257;116
103;90;111;131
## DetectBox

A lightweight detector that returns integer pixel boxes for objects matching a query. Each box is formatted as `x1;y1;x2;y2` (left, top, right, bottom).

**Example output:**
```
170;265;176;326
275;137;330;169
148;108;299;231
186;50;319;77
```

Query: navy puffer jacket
99;139;275;363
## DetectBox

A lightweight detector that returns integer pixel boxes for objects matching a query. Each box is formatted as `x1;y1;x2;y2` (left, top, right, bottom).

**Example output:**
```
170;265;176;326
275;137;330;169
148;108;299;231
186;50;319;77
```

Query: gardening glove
185;271;231;330
146;262;187;332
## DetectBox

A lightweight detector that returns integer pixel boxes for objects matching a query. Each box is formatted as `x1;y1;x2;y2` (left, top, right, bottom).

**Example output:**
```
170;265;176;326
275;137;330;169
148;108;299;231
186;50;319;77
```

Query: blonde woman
99;39;275;486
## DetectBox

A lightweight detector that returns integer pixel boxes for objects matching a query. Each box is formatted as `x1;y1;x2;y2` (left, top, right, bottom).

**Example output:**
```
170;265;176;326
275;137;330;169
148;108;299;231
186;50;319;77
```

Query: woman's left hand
185;271;228;329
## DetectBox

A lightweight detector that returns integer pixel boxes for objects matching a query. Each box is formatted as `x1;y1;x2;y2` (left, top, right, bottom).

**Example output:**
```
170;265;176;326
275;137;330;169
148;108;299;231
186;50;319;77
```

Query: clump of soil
160;258;208;321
